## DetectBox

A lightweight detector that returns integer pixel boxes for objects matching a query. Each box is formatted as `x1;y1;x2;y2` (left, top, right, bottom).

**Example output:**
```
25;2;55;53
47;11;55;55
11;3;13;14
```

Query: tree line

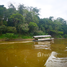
0;4;67;38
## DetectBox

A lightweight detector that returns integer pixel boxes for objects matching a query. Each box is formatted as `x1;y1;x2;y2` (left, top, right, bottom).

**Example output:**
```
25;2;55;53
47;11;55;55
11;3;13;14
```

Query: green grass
21;35;32;39
18;34;32;39
0;33;19;39
0;33;33;39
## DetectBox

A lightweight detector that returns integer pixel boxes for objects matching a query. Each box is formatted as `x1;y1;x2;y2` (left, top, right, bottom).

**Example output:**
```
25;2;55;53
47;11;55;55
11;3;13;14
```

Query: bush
30;33;34;36
64;34;67;38
4;33;18;39
7;26;17;33
21;35;32;39
59;35;63;38
0;25;7;34
34;30;45;35
19;23;29;33
55;35;63;38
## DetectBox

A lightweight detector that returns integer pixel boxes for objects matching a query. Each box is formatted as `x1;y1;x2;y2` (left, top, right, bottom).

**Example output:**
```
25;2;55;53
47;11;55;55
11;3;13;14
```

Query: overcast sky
0;0;67;20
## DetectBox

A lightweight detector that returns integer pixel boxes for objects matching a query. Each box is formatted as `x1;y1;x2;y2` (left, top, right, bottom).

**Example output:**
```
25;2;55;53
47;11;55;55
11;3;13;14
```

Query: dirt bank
0;38;33;42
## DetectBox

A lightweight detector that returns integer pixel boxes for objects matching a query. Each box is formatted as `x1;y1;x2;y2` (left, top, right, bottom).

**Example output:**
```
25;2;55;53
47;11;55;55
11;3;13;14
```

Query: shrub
64;34;67;38
34;30;44;35
0;25;7;34
5;33;18;39
7;26;17;33
55;35;63;38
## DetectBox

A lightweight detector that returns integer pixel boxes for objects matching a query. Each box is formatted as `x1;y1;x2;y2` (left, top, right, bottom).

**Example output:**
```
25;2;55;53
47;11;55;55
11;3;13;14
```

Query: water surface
0;39;67;67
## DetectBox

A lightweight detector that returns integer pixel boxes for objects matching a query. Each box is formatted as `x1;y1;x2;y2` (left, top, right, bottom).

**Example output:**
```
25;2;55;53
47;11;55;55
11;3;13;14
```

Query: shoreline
0;38;33;42
0;38;66;42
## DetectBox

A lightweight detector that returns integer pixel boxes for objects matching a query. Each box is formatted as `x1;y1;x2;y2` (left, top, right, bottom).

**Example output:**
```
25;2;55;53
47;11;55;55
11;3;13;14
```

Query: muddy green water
0;39;67;67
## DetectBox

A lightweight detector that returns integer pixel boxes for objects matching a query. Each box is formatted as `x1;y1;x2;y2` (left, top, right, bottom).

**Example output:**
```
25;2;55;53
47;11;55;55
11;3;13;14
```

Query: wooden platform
33;35;54;42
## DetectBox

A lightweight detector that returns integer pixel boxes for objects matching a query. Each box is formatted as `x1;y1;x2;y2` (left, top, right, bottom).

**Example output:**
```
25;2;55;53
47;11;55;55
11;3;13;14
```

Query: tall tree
0;5;6;25
18;4;25;15
49;16;54;21
25;12;33;23
7;3;16;17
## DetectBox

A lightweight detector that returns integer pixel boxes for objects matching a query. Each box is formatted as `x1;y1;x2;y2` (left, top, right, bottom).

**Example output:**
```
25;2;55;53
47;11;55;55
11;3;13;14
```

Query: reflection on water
34;41;51;50
0;39;67;67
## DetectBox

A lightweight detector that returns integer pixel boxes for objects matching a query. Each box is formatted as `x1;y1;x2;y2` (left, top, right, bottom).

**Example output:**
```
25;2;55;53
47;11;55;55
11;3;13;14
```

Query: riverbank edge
0;38;66;42
0;38;33;42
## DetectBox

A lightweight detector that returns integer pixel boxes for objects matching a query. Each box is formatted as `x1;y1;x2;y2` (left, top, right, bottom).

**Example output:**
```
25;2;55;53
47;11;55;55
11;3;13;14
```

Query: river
0;39;67;67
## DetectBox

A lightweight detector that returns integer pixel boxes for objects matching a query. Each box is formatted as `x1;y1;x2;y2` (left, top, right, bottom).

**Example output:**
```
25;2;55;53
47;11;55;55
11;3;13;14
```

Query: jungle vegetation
0;4;67;39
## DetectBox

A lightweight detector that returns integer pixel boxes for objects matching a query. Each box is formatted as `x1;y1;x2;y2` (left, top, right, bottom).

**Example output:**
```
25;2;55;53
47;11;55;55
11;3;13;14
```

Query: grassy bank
0;33;67;41
0;33;33;40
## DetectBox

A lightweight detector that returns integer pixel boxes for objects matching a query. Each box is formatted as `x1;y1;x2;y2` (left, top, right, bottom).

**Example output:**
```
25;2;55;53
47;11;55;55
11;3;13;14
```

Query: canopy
33;35;51;38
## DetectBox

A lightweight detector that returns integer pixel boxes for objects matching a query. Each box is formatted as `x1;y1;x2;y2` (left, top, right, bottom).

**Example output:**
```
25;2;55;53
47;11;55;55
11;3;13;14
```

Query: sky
0;0;67;20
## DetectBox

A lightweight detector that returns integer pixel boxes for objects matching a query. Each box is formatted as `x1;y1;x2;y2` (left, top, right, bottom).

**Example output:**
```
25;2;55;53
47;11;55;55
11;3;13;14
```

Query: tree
7;3;16;17
32;7;40;15
29;22;38;34
8;13;24;26
49;16;54;21
17;23;29;34
18;4;25;15
0;3;67;38
25;7;40;24
25;12;33;24
21;23;29;33
0;25;7;34
7;26;17;33
0;5;6;25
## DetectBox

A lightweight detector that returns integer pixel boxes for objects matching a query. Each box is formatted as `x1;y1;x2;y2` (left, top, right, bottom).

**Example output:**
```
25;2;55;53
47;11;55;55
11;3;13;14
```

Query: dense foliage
0;4;67;38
